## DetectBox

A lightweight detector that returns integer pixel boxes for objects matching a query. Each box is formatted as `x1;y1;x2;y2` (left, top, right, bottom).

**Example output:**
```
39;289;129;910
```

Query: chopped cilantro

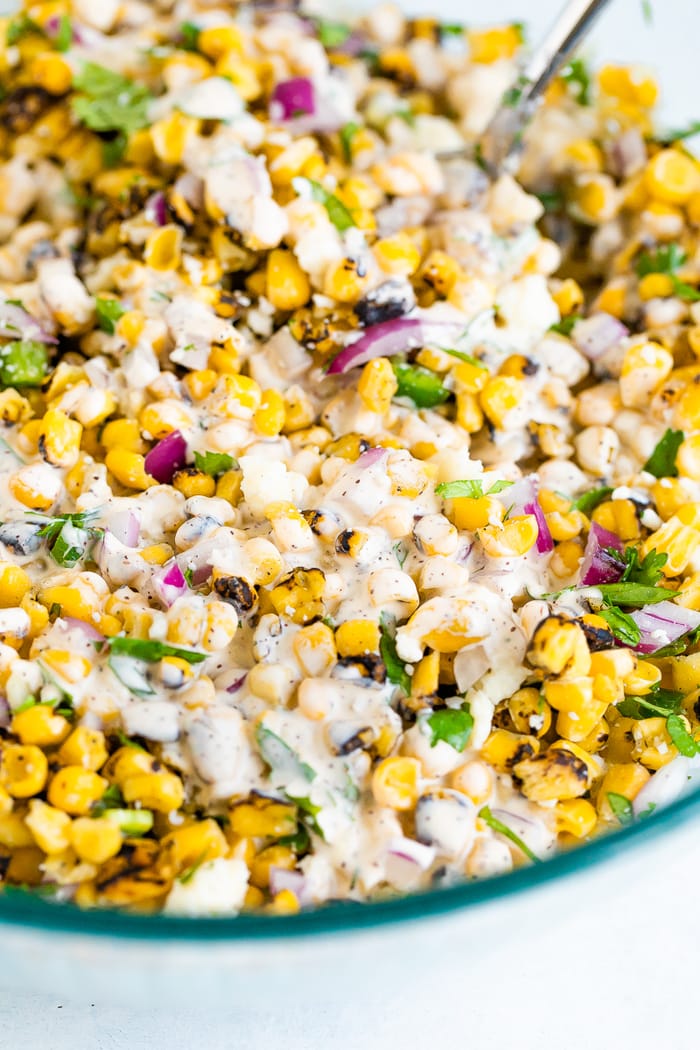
72;63;153;142
607;792;634;824
536;189;565;212
635;244;700;302
666;713;700;756
0;341;48;388
393;541;407;568
255;724;316;782
178;849;209;884
618;546;667;588
292;177;355;232
33;510;101;568
442;348;487;367
392;361;450;408
339;121;360;163
91;783;124;816
6;13;43;45
379;613;411;694
95;296;126;335
549;314;582;336
54;14;72;52
193;450;236;477
478;806;540;863
643;428;684;478
617;686;684;719
116;729;147;752
436;478;513;499
315;19;352;49
287;794;325;839
570;486;614;515
103;636;207;664
179;21;200;51
597;606;641;647
662;120;700;142
561;58;591;105
502;75;530;109
426;704;473;752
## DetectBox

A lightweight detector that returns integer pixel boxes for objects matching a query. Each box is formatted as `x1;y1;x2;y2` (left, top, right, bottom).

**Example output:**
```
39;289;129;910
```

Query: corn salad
0;1;698;917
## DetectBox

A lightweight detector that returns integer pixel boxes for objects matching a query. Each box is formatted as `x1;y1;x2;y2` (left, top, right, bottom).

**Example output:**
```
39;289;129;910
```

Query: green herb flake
292;177;355;233
617;686;683;719
594;583;671;606
392;361;450;408
478;806;540;863
393;540;407;568
0;341;49;388
379;612;411;695
536;189;565;212
662;120;700;143
426;704;473;752
570;486;614;515
442;348;487;367
104;636;207;664
549;314;582;336
6;13;43;46
607;792;634;824
666;713;700;757
561;58;592;106
54;14;72;52
643;428;684;478
178;849;210;885
179;21;201;51
502;75;530;109
116;729;147;752
619;546;667;588
641;0;653;22
315;19;352;49
597;606;641;647
436;478;513;500
287;794;325;839
193;450;235;477
72;63;154;140
255;724;316;782
95;297;126;335
339;121;360;163
91;783;124;817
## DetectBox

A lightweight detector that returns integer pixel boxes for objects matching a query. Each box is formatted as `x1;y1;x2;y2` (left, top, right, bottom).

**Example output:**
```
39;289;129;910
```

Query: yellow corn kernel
172;468;216;498
638;273;675;300
197;24;244;59
469;24;521;62
669;652;700;692
0;744;48;798
323;259;369;303
448;496;503;532
48;767;107;815
150;111;199;165
101;418;145;454
250;844;295;890
41;650;91;684
158;819;228;878
0;811;35;849
218;373;262;417
29;51;73;94
57;727;108;772
552;278;584;315
479;376;522;427
144;225;183;271
358;358;398;414
564;138;604;172
183;369;218;401
39;583;96;624
230;798;297;840
115;310;145;345
139;401;192;440
269;567;325;626
545;510;585;542
373;233;421;277
631;717;675;770
0;563;31;608
406;650;438;698
645;148;700;205
371;756;421;810
293;621;337;676
253;388;286;437
121;771;185;813
596;762;651;819
675;434;700;480
265;249;311;311
481;729;539;773
550;538;585;578
542;675;594;714
591;499;640;541
455;392;484;434
333;619;379;660
106;449;155;491
11;704;71;747
572;174;618;224
0;389;32;427
9;464;56;510
269;888;301;915
555;798;597;838
201;601;238;653
623;660;662;696
479;515;539;557
69;817;122;865
641;516;699;576
528;617;591;677
596;282;627;318
25;799;72;855
677;573;700;611
598;64;657;107
104;746;159;787
38;409;82;468
166;603;205;646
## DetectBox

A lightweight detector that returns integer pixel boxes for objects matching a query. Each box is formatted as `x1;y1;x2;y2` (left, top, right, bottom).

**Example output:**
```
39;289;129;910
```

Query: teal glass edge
0;784;698;941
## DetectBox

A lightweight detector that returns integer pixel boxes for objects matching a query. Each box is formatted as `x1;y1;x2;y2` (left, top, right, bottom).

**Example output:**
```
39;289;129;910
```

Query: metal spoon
439;0;615;174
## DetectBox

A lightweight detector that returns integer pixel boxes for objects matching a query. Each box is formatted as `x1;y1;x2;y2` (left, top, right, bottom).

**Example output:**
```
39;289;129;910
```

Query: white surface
2;0;699;1046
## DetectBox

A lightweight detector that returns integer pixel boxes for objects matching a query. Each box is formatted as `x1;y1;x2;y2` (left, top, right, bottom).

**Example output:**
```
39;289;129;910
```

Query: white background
2;0;700;1047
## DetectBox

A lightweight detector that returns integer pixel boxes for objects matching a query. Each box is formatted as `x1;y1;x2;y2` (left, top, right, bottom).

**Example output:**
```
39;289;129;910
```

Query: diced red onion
144;430;188;483
0;299;57;345
270;77;315;121
327;317;462;375
268;866;310;903
580;522;625;586
145;192;168;227
357;446;387;469
61;616;105;642
225;672;247;694
106;510;140;548
152;561;188;608
387;836;436;870
606;128;647;179
572;313;628;360
629;601;700;654
499;475;552;555
523;499;553;554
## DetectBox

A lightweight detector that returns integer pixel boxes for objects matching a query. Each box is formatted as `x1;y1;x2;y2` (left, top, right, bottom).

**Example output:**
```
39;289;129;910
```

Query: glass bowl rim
0;782;698;942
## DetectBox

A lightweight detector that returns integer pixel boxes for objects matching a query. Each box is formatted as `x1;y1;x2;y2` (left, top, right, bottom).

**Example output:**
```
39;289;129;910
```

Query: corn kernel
371;756;421;810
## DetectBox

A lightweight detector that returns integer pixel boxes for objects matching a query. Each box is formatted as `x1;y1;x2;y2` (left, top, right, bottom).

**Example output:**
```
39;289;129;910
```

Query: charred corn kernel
596;762;651;819
513;746;590;802
372;756;421;810
69;817;122;865
38;409;82;468
528;617;591;677
183;369;218;401
144;225;182;271
420;250;461;296
0;744;48;798
218;373;262;417
172;468;216;498
552;278;584;315
508;687;552;737
638;273;675;300
334;619;380;659
591;499;640;541
448;496;503;532
201;601;238;652
150;111;199;165
623;660;662;695
250;844;295;890
101;418;145;454
358;358;398;414
676;435;700;480
106;449;155;490
57;728;108;772
455;392;484;433
269;567;325;625
265;249;310;311
410;650;440;698
41;650;91;683
631;717;675;769
230;799;297;839
25;799;72;855
373;233;421;277
619;341;674;408
158;819;228;878
469;24;521;62
479;515;539;557
293;621;337;676
645;148;699;204
479;376;522;427
11;704;71;747
0;389;32;426
253;388;286;437
166;603;205;645
323;259;369;303
0;563;30;608
555;798;597;838
104;747;159;787
481;729;539;773
121;771;184;813
216;469;242;505
641;516;699;575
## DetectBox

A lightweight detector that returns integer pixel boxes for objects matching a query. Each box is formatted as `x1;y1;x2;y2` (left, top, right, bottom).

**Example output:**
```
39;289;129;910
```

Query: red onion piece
144;430;187;483
572;313;628;360
500;475;552;554
580;522;625;586
0;299;58;345
270;77;315;120
357;446;386;469
225;673;247;695
145;192;168;227
62;616;105;642
106;510;140;548
629;601;700;654
327;317;461;375
523;499;553;554
152;561;188;608
268;866;309;903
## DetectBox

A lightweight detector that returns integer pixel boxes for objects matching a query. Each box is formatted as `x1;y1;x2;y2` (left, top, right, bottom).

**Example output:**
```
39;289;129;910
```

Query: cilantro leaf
339;121;360;163
436;478;513;499
549;314;582;336
636;243;685;278
6;13;43;45
619;546;668;588
662;120;700;142
292;177;355;232
478;806;540;863
0;341;49;388
104;636;207;664
607;792;634;825
617;686;683;719
54;14;72;52
95;297;126;335
193;451;235;477
392;361;450;408
315;19;352;48
178;849;210;884
33;510;101;568
427;704;473;752
536;189;565;212
666;713;700;756
72;63;153;139
442;348;487;367
561;58;591;105
597;606;641;647
255;725;316;782
91;783;124;816
643;428;684;478
179;21;200;51
570;486;614;515
594;583;671;605
379;613;411;694
287;794;325;840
